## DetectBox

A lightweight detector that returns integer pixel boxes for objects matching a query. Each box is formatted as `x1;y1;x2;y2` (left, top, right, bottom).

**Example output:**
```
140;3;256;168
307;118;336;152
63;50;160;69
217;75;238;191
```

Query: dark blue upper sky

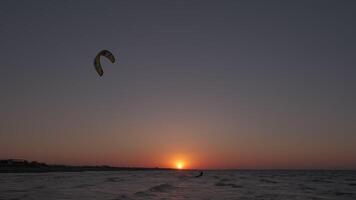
0;0;355;169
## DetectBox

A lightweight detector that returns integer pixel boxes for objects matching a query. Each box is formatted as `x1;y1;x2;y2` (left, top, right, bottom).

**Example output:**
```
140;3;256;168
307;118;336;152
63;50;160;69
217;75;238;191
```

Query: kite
94;50;115;76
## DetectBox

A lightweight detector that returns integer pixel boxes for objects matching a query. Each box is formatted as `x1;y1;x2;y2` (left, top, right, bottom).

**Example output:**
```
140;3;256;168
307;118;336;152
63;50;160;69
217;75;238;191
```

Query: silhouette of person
195;171;203;178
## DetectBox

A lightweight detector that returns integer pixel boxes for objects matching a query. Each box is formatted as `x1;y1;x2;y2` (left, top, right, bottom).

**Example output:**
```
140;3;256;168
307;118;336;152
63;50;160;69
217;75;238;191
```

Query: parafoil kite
94;50;115;76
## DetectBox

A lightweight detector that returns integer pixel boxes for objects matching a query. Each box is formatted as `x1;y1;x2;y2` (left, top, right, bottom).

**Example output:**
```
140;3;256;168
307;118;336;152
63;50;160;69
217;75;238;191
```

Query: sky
0;0;355;169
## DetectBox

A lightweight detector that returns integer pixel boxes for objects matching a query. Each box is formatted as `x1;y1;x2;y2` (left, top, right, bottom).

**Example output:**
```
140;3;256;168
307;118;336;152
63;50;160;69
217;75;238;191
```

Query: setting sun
176;161;185;169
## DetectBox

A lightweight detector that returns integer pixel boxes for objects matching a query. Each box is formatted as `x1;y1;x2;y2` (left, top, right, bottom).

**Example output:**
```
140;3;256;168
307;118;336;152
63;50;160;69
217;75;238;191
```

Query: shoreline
0;166;176;173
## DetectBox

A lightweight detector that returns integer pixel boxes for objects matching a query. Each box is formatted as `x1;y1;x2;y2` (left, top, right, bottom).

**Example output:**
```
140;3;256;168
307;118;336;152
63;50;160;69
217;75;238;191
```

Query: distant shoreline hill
0;159;174;173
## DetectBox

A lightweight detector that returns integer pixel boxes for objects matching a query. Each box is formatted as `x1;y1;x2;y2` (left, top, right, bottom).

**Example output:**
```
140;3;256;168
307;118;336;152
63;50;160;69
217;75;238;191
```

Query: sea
1;170;355;199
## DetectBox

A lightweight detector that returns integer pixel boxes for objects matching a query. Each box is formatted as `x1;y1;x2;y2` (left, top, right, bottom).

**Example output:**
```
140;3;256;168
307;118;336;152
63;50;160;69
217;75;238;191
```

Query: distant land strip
0;159;174;173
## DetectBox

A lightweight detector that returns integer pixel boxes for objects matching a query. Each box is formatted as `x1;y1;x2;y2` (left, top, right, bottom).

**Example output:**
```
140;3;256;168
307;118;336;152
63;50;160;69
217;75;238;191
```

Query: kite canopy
94;50;115;76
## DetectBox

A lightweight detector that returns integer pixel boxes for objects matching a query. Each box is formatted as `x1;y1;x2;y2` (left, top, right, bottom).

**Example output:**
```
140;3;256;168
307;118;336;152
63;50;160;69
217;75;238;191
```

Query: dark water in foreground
1;170;355;200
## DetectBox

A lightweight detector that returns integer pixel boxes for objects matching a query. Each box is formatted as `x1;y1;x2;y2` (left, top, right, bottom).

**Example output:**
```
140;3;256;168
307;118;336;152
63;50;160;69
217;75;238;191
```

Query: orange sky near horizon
1;103;355;169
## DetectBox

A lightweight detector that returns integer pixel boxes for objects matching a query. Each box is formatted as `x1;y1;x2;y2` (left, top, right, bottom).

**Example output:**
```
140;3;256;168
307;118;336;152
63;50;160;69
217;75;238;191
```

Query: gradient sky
1;0;356;169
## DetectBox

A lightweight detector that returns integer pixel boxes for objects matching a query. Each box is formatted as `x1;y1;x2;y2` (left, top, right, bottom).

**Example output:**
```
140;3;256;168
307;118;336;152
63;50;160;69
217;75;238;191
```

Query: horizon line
1;159;355;171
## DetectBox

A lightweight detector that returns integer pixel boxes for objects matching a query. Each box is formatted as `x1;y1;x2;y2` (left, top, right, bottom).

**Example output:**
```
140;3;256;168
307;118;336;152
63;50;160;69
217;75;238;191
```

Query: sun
176;161;185;169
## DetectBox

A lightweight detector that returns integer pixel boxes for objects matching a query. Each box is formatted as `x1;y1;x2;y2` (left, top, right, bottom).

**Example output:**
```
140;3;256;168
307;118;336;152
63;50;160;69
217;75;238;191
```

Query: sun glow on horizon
175;161;185;169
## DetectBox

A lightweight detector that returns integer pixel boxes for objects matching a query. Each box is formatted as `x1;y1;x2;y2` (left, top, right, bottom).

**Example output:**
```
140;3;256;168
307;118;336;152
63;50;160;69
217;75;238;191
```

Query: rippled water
1;170;355;199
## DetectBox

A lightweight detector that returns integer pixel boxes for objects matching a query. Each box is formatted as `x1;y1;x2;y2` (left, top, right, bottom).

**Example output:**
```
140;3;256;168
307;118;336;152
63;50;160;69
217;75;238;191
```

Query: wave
105;177;123;182
215;181;243;188
74;183;94;188
134;191;156;197
259;178;278;184
148;183;176;192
